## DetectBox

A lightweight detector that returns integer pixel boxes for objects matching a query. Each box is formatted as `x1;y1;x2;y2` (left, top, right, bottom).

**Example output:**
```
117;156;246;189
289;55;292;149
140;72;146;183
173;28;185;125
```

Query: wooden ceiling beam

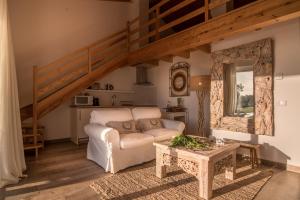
173;50;190;59
160;55;174;63
145;60;159;66
128;0;300;65
195;44;211;53
98;0;131;2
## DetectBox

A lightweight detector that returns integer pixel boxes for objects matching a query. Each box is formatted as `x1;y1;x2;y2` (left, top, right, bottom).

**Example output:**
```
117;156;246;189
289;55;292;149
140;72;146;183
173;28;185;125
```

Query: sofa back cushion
90;108;133;126
131;107;162;121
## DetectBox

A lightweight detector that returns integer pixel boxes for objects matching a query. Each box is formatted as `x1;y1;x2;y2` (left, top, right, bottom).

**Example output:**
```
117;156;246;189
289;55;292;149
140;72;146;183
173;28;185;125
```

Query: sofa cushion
143;128;179;142
106;120;137;134
119;133;154;149
136;118;164;132
90;108;133;126
131;107;161;121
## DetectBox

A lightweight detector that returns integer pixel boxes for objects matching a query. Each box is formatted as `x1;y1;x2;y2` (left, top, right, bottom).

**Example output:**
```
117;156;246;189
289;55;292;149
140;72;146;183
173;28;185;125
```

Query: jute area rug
90;161;272;200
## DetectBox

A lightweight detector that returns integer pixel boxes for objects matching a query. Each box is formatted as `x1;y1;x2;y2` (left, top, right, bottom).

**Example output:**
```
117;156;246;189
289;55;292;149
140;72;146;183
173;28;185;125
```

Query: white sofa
84;107;185;173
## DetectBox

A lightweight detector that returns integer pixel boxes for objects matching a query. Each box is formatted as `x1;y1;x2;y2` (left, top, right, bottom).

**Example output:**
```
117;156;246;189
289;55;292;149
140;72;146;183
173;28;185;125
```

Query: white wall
148;50;212;134
211;18;300;167
9;0;140;140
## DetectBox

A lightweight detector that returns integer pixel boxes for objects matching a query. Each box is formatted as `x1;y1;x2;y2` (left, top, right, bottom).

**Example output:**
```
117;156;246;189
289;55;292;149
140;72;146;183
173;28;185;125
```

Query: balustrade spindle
127;21;130;51
205;0;209;21
155;7;160;41
88;48;92;73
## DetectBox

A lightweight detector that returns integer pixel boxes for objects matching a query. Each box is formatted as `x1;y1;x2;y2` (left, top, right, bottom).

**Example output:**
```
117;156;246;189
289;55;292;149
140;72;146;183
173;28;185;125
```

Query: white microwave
73;96;93;106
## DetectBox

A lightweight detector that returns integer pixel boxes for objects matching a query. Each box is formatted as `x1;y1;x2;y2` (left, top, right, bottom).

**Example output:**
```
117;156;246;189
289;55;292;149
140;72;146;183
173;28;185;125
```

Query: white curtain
0;0;26;188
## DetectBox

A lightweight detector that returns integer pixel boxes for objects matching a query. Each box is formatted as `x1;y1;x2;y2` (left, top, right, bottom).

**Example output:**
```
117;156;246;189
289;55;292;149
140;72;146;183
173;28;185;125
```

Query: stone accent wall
210;38;273;136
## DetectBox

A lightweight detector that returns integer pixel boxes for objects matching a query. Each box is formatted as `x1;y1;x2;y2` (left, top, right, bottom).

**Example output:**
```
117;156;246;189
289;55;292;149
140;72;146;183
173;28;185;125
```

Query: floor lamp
190;75;211;137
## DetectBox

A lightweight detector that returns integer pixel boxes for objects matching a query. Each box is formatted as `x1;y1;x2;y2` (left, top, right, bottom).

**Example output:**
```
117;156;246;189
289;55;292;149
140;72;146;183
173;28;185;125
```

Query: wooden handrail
159;6;205;33
148;0;170;15
129;16;139;25
38;27;127;73
37;53;88;84
158;0;196;19
92;34;127;55
93;42;127;65
38;65;88;99
38;40;127;98
130;30;156;46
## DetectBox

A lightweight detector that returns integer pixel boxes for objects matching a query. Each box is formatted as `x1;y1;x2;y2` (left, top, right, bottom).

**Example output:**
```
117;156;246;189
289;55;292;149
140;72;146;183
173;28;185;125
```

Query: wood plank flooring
1;142;299;200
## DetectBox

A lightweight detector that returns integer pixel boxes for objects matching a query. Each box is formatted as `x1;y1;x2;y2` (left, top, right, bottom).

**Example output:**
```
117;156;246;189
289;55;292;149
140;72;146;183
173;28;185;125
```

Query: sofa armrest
161;119;185;134
84;123;120;149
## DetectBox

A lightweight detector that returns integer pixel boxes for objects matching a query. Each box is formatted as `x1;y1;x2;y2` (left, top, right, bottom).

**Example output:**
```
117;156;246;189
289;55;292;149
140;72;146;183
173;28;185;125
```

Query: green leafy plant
170;135;211;151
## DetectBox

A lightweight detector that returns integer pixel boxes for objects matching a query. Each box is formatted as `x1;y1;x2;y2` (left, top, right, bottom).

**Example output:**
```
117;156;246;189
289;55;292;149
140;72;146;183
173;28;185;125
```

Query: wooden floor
1;142;299;200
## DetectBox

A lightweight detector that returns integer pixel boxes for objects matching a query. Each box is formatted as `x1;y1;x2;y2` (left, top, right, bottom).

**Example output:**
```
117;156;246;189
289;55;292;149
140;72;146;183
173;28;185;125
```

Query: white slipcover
90;108;133;125
119;133;154;149
85;107;185;173
131;107;161;120
143;128;178;142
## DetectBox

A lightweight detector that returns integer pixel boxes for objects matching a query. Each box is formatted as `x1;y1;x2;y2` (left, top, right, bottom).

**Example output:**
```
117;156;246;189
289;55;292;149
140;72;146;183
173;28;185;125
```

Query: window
224;61;254;118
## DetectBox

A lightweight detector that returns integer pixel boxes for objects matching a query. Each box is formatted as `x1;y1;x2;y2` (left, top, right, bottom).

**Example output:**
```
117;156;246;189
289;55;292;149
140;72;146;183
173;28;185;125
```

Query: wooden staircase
19;0;300;155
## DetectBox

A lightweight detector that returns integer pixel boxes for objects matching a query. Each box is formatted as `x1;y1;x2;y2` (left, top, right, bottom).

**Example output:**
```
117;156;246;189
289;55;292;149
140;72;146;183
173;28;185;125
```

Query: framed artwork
169;62;190;97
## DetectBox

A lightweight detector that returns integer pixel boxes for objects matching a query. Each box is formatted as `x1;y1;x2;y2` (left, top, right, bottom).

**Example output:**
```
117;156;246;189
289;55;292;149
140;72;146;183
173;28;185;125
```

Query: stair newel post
88;48;92;73
155;7;160;41
32;65;39;157
205;0;209;22
126;21;130;52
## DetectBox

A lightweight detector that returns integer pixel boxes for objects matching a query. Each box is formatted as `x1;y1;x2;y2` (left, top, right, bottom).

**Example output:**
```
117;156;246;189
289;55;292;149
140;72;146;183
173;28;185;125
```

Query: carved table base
154;140;239;200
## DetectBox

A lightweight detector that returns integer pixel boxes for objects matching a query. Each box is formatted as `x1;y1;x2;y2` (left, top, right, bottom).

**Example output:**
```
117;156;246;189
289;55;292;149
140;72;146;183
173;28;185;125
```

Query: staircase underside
21;0;300;121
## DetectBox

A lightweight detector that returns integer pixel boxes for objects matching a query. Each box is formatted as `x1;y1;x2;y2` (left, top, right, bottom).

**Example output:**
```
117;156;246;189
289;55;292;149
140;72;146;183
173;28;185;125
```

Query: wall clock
169;62;190;97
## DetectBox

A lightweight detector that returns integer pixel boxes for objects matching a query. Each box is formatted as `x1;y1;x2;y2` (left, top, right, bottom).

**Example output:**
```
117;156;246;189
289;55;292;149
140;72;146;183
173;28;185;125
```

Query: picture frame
169;62;190;97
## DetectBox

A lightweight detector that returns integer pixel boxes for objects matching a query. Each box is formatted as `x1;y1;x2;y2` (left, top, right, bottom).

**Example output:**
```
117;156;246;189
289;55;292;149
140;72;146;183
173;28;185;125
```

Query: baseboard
45;138;71;144
287;164;300;173
259;158;287;170
237;154;300;173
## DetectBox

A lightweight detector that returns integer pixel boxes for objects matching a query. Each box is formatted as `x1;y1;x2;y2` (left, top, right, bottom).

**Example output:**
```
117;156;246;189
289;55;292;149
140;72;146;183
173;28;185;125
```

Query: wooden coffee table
154;138;240;200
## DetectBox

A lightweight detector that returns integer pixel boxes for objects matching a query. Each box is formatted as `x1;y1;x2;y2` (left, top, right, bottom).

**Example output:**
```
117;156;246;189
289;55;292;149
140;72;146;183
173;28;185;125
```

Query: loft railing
127;0;234;51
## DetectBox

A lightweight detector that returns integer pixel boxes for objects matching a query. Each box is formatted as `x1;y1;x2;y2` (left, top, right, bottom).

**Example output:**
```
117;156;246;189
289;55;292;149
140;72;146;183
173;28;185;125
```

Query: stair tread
24;143;43;150
23;133;43;138
22;123;45;129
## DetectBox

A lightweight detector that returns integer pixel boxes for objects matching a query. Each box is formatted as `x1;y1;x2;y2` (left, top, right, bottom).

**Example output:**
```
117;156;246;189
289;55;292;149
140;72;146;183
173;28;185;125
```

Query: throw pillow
137;118;163;132
106;120;137;134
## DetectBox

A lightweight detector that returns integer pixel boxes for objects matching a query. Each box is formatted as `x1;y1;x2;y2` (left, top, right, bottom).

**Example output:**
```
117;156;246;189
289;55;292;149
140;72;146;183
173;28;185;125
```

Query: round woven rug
90;161;272;200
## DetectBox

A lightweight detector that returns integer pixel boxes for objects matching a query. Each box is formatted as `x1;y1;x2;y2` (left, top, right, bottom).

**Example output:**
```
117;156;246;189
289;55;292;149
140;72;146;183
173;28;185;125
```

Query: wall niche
210;38;273;136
